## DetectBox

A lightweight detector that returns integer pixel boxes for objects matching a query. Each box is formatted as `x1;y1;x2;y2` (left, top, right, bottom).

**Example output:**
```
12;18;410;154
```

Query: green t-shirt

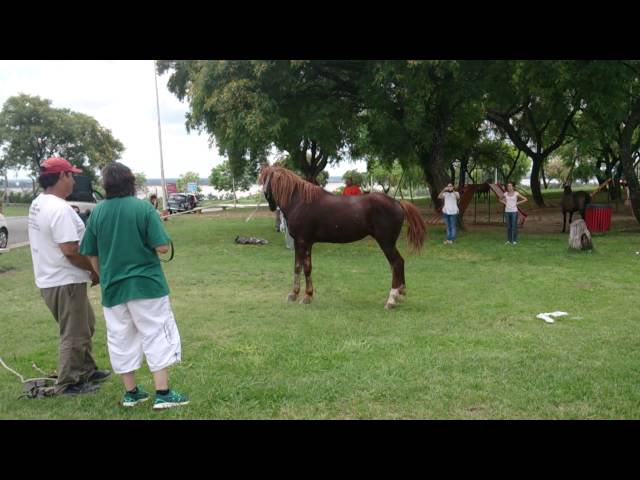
80;196;171;308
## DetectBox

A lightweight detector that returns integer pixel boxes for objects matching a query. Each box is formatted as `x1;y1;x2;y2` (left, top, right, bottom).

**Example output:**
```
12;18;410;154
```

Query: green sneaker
153;390;190;410
121;386;150;407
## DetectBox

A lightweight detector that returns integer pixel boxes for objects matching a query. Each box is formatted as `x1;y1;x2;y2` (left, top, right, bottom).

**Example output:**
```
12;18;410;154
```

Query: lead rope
0;357;57;398
159;241;174;263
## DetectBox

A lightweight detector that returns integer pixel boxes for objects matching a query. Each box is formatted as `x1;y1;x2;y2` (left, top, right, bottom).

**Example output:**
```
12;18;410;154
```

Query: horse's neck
279;187;321;219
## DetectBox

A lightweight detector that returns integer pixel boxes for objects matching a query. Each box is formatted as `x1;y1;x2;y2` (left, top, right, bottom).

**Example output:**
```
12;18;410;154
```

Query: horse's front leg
301;244;314;305
287;247;302;302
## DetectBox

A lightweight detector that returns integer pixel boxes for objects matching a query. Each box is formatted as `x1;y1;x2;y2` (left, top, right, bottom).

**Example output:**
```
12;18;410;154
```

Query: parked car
0;212;8;250
65;175;104;223
167;193;198;214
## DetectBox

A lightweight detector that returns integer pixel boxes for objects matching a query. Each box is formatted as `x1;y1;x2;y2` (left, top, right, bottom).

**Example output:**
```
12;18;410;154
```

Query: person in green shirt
80;162;189;410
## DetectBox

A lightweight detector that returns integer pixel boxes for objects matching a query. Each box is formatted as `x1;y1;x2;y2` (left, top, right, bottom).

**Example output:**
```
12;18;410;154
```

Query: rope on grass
1;357;56;390
0;357;26;382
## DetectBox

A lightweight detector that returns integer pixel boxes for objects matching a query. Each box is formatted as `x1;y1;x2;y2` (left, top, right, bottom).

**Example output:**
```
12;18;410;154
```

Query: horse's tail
399;200;426;253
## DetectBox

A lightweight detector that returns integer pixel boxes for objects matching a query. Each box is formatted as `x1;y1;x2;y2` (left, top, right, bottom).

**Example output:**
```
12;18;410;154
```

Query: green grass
1;209;639;419
1;204;29;217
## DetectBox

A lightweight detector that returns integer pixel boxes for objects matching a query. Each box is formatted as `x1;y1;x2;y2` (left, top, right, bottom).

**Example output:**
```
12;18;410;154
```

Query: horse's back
287;192;403;244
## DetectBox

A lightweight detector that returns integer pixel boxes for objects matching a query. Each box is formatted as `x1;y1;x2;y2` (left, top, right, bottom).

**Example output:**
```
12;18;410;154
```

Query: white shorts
103;295;182;374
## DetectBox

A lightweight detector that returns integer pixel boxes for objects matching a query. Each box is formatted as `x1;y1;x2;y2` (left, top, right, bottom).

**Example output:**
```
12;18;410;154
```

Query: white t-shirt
442;191;460;215
28;193;90;289
504;192;519;213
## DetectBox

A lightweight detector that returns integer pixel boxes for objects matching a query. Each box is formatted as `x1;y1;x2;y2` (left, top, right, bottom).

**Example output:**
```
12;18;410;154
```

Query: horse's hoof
287;294;298;302
300;296;312;305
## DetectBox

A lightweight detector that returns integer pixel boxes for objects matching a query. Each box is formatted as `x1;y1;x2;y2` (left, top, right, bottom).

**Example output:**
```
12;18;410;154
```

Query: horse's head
258;165;322;212
258;167;278;211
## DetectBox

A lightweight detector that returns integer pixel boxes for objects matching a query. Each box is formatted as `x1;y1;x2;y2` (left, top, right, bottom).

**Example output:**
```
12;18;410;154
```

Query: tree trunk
232;176;237;208
530;155;546;207
620;146;640;223
421;149;450;212
541;163;548;189
458;156;468;192
618;103;640;223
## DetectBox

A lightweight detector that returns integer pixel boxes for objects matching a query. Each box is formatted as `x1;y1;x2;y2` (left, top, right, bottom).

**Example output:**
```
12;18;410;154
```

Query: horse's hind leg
301;244;314;305
381;245;405;309
287;248;302;302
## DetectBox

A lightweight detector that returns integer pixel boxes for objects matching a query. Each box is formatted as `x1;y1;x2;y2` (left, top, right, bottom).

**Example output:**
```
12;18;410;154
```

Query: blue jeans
443;213;458;241
505;212;518;243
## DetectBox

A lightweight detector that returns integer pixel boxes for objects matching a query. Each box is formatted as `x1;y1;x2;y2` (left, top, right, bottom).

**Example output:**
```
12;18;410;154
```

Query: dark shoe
62;382;101;396
88;369;112;383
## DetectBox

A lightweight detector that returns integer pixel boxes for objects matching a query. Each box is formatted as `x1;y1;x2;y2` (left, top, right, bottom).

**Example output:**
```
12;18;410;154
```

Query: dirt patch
199;201;640;236
456;200;639;235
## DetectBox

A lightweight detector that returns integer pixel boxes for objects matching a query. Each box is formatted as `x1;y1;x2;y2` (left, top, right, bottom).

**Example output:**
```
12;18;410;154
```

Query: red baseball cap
40;157;83;174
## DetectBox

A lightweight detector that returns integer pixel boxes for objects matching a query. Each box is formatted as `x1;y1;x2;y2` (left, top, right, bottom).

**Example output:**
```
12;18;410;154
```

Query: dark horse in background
561;184;591;233
259;166;426;309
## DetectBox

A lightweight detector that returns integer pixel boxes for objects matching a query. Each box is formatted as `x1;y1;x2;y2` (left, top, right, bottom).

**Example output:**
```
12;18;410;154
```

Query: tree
158;60;365;184
342;169;367;189
366;159;403;194
564;60;640;221
209;160;258;205
484;61;593;206
544;155;572;185
355;60;488;211
468;133;532;186
272;154;329;187
134;172;147;194
0;94;124;194
177;171;201;194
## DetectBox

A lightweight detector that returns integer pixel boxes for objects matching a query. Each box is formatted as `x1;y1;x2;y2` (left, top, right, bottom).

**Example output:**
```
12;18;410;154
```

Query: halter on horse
259;166;426;309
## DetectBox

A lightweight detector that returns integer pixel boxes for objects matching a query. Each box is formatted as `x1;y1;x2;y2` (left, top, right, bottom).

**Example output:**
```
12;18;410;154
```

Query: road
6;216;29;248
4;205;264;248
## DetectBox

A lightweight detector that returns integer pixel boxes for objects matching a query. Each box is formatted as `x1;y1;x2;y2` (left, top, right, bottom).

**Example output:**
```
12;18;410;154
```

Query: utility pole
154;60;168;209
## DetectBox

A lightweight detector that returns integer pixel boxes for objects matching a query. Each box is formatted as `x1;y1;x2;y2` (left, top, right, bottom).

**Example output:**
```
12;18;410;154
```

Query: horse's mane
258;166;323;209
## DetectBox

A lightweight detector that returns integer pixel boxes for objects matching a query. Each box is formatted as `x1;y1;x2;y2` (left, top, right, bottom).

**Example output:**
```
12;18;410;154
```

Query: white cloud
0;60;366;179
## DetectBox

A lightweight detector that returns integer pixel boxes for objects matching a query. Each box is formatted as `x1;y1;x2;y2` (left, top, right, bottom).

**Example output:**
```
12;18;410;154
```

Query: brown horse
258;166;426;309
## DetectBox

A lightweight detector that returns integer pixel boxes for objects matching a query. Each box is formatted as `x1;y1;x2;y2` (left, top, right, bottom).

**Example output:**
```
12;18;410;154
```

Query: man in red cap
342;176;362;196
28;157;111;396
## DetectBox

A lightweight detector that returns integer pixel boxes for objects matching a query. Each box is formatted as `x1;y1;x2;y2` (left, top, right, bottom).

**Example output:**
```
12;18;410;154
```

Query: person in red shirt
342;176;362;196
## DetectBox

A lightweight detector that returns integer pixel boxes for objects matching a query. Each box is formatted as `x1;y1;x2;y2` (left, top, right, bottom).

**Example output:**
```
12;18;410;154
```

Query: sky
0;60;365;180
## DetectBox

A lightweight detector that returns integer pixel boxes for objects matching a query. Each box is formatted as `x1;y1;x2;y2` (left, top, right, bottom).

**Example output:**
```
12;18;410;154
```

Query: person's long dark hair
102;162;136;199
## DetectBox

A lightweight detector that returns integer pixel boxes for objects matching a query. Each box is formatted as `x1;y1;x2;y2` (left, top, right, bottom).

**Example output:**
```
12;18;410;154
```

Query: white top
441;191;460;215
28;193;90;289
504;192;519;213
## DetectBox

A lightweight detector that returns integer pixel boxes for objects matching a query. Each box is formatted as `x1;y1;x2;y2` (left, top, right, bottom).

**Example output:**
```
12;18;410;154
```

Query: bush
7;191;35;204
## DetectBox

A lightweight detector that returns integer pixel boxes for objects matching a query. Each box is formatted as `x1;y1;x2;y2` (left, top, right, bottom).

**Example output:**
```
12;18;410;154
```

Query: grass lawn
1;207;639;419
1;204;29;217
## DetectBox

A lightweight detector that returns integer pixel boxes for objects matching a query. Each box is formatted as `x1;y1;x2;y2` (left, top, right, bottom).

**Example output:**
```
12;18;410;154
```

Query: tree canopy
158;60;640;222
0;94;124;191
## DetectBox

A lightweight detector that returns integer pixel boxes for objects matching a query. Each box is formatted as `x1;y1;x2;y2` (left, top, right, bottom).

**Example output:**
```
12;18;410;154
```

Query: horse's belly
313;223;370;243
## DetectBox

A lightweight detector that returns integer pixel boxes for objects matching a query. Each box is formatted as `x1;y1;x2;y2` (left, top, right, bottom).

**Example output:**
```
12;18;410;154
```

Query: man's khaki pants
41;283;98;393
